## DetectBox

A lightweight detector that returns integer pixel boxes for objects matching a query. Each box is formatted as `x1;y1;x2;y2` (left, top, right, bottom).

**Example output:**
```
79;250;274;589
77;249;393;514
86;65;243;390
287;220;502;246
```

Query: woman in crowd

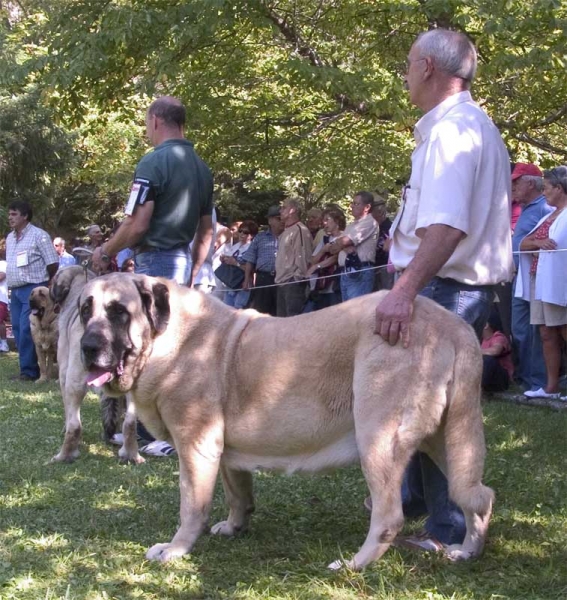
211;224;233;301
515;166;567;400
221;219;258;309
305;208;346;310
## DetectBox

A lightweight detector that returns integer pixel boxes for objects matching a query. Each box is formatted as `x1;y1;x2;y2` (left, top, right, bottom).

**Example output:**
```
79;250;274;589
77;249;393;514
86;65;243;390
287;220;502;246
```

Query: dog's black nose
80;331;106;365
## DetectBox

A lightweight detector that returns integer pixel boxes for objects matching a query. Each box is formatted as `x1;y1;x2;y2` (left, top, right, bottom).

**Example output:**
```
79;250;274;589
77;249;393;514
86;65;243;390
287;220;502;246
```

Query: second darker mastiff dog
78;272;493;570
29;286;58;382
50;266;142;464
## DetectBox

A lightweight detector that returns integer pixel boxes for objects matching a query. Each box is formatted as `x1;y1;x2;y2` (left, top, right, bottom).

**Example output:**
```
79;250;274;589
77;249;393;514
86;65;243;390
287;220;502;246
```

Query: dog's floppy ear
133;276;170;336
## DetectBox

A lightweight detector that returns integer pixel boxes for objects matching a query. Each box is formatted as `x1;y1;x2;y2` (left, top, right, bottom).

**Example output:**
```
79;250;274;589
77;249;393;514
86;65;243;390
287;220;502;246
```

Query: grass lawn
0;352;566;600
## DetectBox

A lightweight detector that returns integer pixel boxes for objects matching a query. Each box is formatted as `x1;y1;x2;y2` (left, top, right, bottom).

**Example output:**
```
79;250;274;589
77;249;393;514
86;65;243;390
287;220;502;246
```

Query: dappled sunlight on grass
0;367;565;599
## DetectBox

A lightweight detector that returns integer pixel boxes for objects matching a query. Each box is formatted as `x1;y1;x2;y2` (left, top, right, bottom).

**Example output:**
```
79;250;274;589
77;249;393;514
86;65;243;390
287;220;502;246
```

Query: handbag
214;261;245;289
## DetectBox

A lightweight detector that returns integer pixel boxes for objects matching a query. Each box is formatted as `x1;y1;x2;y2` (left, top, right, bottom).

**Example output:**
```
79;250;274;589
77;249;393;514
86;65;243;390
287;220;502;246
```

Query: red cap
511;163;542;180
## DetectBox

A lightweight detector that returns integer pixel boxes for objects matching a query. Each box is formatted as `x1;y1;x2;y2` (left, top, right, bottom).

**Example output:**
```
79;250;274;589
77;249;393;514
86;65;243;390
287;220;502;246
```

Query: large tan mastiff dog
50;266;142;464
78;272;493;570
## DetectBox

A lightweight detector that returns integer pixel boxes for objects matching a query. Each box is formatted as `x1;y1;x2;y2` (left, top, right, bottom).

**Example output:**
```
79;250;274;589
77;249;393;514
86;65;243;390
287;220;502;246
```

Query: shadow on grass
1;370;566;599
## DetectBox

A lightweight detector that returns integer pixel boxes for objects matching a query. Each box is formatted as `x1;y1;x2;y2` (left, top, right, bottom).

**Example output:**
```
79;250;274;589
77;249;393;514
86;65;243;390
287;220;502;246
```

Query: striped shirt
6;223;59;288
241;230;279;273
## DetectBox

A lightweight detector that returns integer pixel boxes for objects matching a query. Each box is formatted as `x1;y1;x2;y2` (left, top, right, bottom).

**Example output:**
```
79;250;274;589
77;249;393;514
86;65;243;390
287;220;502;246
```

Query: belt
338;262;374;273
256;270;276;277
135;242;187;254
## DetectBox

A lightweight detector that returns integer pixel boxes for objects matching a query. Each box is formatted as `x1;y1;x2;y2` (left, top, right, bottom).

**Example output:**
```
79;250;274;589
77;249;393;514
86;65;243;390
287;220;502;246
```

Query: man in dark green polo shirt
92;96;214;285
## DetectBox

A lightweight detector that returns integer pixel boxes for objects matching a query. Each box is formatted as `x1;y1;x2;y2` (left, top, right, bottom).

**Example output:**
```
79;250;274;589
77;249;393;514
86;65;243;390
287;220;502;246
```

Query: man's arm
375;223;465;347
188;214;214;287
243;261;256;290
92;202;154;270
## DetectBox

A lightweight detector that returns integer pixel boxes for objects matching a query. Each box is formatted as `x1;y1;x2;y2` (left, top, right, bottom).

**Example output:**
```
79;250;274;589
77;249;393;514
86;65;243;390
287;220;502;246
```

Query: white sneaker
524;387;560;399
0;340;9;352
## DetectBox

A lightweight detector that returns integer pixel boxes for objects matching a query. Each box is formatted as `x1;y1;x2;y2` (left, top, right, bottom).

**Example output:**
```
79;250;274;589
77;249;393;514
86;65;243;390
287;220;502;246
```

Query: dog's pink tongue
86;369;113;387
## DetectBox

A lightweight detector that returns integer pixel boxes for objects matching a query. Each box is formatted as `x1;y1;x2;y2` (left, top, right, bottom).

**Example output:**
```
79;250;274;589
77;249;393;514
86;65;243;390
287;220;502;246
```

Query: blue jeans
511;295;546;390
134;248;188;284
11;282;46;378
402;277;494;545
224;290;251;310
340;268;375;301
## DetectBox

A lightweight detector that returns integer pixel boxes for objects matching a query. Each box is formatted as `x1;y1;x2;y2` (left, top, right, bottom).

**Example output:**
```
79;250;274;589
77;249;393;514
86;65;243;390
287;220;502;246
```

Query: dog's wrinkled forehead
80;276;142;315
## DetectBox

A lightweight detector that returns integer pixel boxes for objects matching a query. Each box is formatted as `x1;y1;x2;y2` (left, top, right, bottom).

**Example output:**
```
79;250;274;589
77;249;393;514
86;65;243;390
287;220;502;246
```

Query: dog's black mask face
78;274;170;395
29;288;50;319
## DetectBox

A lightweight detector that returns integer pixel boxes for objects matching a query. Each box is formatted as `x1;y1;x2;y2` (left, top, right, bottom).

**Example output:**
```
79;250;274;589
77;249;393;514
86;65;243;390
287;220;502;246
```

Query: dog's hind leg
329;397;414;570
118;394;144;464
211;463;254;537
432;343;494;561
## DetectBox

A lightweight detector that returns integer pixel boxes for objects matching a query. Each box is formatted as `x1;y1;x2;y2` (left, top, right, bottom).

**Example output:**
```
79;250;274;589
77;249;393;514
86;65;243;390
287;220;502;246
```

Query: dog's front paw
211;520;238;537
146;542;187;562
445;545;474;562
118;447;145;464
51;449;80;463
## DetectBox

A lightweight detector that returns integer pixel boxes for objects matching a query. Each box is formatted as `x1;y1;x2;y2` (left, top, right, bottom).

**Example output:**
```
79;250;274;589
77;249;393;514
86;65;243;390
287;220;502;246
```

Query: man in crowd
306;207;325;246
85;224;104;251
275;198;313;317
370;195;394;291
92;96;214;285
242;205;284;315
374;30;513;552
6;201;59;380
329;190;377;301
510;163;551;393
53;237;77;267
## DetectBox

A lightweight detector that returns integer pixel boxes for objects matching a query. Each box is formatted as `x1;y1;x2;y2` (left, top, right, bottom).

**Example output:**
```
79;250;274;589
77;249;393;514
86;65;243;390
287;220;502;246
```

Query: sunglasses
239;229;250;234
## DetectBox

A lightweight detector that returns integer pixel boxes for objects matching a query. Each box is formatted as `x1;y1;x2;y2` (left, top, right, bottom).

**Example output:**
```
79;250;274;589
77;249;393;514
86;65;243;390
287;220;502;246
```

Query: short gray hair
522;175;544;192
415;29;477;83
283;197;303;219
544;166;567;194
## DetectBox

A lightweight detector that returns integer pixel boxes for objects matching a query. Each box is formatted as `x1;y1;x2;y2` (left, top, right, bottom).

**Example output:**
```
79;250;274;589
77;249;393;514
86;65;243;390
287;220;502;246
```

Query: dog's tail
444;329;494;538
100;395;126;442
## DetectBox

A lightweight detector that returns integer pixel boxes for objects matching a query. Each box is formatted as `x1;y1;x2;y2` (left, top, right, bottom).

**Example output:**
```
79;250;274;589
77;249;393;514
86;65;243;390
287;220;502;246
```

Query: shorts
529;276;567;326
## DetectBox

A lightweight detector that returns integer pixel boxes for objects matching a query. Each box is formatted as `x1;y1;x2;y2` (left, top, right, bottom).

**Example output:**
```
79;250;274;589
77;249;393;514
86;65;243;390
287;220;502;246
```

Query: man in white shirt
328;191;378;300
374;29;513;553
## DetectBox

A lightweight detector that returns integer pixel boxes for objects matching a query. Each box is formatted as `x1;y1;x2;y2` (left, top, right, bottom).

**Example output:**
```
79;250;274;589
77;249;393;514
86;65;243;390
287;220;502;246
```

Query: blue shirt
241;230;278;273
58;251;77;267
512;195;553;269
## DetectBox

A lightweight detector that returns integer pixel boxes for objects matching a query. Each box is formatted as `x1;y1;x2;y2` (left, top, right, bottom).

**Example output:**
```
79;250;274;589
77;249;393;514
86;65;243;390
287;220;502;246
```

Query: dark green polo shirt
134;139;213;249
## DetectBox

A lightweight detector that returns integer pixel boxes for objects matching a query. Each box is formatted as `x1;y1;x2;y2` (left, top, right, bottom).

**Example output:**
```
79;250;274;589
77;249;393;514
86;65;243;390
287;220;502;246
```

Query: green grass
0;353;566;600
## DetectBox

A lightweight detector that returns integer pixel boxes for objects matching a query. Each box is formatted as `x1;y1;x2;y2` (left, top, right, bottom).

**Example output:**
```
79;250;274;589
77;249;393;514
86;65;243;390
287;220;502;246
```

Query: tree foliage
2;0;567;218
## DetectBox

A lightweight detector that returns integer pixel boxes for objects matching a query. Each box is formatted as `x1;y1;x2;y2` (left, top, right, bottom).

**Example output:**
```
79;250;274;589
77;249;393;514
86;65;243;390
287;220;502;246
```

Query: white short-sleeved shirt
338;213;378;267
389;91;514;285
